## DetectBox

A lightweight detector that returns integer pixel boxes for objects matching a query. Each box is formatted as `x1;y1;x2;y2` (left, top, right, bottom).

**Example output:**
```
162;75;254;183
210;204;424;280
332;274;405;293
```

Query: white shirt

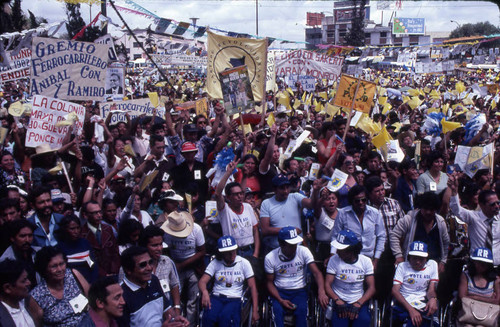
217;203;258;247
1;299;36;327
326;254;373;304
264;245;314;290
205;256;254;298
163;223;205;261
393;260;439;310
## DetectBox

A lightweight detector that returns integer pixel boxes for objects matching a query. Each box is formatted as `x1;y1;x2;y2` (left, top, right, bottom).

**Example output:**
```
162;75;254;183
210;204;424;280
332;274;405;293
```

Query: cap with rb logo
471;247;493;264
278;226;303;245
408;241;428;258
331;229;359;250
217;235;238;252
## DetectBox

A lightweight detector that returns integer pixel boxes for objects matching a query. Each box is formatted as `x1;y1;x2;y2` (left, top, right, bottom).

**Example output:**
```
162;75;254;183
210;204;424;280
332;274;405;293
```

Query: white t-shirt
217;203;258;247
163;223;205;261
315;208;336;242
205;256;254;298
264;245;314;290
326;254;373;304
393;260;439;310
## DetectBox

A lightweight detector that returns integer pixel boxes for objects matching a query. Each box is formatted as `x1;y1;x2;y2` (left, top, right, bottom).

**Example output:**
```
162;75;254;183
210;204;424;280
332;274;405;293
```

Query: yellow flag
207;31;267;102
333;75;376;114
402;95;411;104
293;99;301;110
325;103;340;117
8;101;24;117
377;87;387;97
277;91;290;108
315;101;324;113
407;96;422;110
378;96;388;105
441;118;461;134
319;91;328;100
148;92;159;108
456;81;466;94
356;114;381;135
286;87;294;97
427;107;441;114
429;89;440;100
382;103;392;114
302;91;307;103
305;93;313;105
266;113;275;127
408;88;420;97
372;127;393;149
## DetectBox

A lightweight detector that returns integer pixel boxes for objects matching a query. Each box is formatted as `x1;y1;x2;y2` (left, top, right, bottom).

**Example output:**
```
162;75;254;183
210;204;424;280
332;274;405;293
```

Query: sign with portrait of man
105;67;125;100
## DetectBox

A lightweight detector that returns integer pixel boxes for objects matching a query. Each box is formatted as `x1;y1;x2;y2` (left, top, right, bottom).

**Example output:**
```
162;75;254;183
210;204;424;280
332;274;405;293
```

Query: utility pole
256;0;258;36
101;0;107;35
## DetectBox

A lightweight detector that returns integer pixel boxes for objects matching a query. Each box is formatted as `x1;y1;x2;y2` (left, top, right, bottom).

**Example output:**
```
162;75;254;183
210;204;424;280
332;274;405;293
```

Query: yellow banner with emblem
333;74;376;114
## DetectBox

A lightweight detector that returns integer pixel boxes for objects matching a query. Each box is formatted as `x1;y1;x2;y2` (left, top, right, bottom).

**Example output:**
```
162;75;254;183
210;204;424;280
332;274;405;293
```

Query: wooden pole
60;160;74;194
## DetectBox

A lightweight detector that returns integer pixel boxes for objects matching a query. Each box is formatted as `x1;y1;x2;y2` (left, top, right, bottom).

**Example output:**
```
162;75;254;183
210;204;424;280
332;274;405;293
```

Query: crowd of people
0;65;499;327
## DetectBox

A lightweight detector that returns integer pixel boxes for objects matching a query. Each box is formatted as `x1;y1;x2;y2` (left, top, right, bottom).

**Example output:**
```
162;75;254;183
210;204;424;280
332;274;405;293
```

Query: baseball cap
471;247;493;264
278;226;303;245
408;241;428;258
218;235;238;252
183;123;198;133
181;142;198;153
272;174;291;187
51;189;65;203
331;229;359;250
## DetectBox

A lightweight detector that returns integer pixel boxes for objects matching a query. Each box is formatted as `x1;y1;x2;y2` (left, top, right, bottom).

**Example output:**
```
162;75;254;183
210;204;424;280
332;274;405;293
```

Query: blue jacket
27;213;64;247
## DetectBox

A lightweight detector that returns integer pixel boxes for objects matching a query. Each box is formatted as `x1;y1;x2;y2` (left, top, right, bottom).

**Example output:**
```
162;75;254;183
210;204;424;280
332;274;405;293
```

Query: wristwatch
173;304;182;309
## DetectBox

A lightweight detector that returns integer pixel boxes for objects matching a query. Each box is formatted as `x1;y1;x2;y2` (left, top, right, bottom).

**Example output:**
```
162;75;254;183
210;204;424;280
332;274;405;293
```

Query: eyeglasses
488;201;500;207
353;197;367;204
230;192;244;197
343;160;354;166
198;121;207;125
87;210;102;215
137;259;154;269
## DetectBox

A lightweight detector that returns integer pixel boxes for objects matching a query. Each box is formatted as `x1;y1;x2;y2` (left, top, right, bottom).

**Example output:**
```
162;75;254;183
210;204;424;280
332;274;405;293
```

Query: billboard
392;18;425;35
306;12;324;26
334;7;370;23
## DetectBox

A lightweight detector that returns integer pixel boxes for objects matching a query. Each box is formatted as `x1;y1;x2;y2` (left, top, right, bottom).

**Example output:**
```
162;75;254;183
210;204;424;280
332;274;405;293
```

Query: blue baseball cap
217;235;238;252
471;247;493;264
278;226;303;244
272;174;291;187
408;241;428;258
331;229;359;250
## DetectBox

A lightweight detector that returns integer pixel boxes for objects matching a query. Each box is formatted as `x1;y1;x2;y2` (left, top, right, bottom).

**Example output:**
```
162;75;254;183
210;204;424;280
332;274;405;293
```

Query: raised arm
259;124;277;174
215;159;240;211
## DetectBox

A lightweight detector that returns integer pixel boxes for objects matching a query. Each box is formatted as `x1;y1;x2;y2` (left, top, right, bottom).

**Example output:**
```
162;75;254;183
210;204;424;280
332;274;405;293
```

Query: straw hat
161;211;194;238
30;144;58;158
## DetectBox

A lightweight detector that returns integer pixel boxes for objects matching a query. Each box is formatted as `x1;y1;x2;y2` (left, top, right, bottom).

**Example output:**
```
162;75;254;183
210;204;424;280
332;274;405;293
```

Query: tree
343;0;367;47
450;21;500;39
28;10;46;29
0;0;14;34
65;3;101;42
11;0;26;31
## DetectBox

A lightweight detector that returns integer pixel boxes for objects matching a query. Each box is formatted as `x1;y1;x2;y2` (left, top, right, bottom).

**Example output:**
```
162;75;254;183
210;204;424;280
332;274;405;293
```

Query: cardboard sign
0;48;31;72
30;37;108;100
26;95;85;148
0;66;30;83
100;98;155;123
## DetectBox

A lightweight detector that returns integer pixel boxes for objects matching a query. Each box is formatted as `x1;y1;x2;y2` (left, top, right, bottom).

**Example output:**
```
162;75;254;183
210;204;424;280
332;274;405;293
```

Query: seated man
264;226;328;327
118;246;188;327
392;241;439;327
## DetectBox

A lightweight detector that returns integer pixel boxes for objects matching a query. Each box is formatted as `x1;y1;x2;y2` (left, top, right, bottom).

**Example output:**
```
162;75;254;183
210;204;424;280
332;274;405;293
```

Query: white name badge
160;279;170;293
69;293;88;313
17;175;25;184
320;216;335;230
162;172;170;182
194;170;201;180
429;182;437;191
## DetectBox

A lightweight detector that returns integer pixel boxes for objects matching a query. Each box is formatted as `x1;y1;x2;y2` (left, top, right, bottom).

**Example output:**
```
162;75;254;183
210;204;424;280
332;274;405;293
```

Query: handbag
458;297;500;327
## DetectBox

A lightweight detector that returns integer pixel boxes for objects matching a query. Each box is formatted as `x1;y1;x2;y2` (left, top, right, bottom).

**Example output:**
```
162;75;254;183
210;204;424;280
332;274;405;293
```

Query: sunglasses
353;197;367;204
488;201;500;207
138;259;154;269
343;160;354;166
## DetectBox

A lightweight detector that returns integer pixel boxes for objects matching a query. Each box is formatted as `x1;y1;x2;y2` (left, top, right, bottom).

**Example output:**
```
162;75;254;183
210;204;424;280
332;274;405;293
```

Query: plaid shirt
369;197;405;236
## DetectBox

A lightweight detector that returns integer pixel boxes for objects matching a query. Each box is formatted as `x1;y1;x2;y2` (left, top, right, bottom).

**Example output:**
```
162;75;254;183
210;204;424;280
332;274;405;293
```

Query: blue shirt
332;205;387;259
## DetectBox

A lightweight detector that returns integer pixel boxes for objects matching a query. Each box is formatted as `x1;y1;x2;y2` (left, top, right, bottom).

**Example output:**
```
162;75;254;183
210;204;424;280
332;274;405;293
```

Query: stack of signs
219;65;254;116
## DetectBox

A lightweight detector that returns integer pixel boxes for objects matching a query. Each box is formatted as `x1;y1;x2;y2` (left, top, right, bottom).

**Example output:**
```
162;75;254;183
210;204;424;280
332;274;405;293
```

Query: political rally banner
151;54;207;66
333;74;376;114
26;95;85;149
94;34;118;63
285;75;316;92
100;98;155;124
30;37;109;101
0;48;31;72
266;51;276;92
0;66;30;83
275;50;343;82
207;31;267;102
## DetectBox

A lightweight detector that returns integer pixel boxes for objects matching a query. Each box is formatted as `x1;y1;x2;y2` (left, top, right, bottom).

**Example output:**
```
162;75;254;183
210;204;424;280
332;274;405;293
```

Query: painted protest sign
0;66;30;83
285;75;316;91
100;98;155;124
275;50;344;82
151;54;207;66
94;34;118;63
26;95;85;148
30;37;109;101
0;48;31;72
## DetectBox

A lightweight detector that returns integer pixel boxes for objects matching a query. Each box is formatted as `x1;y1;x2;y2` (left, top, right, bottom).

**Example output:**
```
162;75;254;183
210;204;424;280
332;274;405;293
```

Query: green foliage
343;0;367;47
65;3;102;42
450;21;500;39
11;0;26;31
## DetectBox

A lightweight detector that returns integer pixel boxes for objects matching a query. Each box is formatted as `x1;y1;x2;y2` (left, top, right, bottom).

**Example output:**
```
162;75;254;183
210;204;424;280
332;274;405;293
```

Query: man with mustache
27;186;64;247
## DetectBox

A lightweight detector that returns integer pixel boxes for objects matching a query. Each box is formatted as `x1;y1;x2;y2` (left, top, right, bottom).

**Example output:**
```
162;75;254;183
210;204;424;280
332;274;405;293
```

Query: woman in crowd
117;219;143;254
28;246;89;327
392;241;439;327
120;186;154;228
416;151;448;195
325;229;375;327
335;154;358;208
234;154;261;199
317;122;342;166
56;215;99;284
0;150;27;189
198;235;259;326
457;247;500;326
312;186;339;264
